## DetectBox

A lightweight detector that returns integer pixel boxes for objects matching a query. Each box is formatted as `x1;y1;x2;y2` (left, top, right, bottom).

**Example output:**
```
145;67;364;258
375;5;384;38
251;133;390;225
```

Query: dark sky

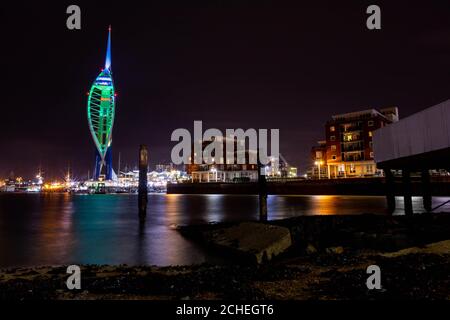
1;0;450;179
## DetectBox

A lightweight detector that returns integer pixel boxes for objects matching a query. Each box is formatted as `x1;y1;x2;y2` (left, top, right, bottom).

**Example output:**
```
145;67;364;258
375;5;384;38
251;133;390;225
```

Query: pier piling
402;169;413;215
138;145;148;220
384;169;396;214
421;169;432;212
257;149;268;222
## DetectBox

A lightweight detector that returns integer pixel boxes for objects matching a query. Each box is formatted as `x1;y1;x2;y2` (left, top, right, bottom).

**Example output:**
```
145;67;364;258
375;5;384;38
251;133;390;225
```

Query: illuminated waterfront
1;193;448;268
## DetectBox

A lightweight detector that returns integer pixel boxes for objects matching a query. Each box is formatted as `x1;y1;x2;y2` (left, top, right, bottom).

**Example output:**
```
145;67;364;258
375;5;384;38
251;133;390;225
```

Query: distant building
186;137;258;182
309;140;328;178
310;107;399;178
264;154;297;178
188;163;259;183
93;169;187;190
186;137;297;182
287;167;298;178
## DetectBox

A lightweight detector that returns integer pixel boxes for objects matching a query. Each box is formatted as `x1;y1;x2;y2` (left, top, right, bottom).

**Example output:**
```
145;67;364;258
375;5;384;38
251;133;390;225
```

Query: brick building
310;107;399;178
186;137;258;182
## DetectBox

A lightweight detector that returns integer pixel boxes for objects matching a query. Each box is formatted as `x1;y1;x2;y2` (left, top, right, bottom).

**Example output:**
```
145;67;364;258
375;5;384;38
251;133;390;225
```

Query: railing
342;155;365;162
341;142;364;152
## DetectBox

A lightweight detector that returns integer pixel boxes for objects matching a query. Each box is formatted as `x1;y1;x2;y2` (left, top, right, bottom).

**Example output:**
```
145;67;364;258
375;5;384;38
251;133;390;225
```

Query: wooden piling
138;145;148;220
384;169;396;214
257;149;268;222
402;169;413;215
421;169;432;212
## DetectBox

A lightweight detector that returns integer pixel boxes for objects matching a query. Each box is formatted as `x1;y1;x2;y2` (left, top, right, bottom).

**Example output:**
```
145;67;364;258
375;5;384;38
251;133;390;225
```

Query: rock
325;246;344;254
205;222;292;264
380;240;450;258
306;244;317;255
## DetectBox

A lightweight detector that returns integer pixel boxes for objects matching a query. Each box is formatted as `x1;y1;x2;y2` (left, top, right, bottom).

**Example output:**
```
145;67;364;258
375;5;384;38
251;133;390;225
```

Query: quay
167;177;450;196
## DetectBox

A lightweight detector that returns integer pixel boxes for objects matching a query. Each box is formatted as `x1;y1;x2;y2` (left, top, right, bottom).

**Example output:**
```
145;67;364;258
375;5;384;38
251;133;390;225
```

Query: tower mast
105;25;112;71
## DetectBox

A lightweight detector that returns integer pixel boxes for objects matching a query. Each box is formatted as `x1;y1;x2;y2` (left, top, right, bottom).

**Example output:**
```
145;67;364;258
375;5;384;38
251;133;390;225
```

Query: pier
374;99;450;214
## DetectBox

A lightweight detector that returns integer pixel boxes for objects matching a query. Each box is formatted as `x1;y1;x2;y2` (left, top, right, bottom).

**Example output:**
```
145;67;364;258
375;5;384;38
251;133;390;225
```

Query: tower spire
105;25;112;70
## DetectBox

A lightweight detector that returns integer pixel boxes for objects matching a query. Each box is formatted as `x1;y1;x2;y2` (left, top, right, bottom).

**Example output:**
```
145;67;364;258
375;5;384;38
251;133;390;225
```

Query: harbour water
0;193;448;267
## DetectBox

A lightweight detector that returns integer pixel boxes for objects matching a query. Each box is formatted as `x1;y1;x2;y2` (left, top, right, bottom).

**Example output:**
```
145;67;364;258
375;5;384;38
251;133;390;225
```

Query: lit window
370;152;374;158
331;145;336;151
316;151;323;159
368;120;374;126
330;135;336;141
330;126;335;132
368;131;373;137
343;133;354;142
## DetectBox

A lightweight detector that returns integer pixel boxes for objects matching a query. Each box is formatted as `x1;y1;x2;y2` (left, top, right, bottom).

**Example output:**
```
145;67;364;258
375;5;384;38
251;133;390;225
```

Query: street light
314;160;324;179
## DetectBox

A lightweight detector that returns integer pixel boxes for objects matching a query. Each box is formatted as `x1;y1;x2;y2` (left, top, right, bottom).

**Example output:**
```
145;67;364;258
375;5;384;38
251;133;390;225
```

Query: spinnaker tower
87;26;116;181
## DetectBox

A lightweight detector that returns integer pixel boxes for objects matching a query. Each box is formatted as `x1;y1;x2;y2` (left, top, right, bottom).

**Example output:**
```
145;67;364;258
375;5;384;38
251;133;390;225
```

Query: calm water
0;193;448;267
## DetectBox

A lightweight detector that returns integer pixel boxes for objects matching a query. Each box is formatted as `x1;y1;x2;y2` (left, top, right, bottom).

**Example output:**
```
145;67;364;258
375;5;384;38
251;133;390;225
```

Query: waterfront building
187;137;259;182
87;26;116;181
287;167;298;178
91;169;189;190
310;107;399;178
309;140;328;179
187;137;297;182
186;139;298;182
264;154;297;178
188;163;259;182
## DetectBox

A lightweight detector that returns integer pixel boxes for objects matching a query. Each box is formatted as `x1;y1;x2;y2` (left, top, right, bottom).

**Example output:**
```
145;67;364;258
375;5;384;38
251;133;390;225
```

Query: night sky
1;0;450;179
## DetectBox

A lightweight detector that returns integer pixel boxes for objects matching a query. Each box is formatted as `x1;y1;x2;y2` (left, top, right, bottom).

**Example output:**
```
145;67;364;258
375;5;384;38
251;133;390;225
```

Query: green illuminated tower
87;26;116;180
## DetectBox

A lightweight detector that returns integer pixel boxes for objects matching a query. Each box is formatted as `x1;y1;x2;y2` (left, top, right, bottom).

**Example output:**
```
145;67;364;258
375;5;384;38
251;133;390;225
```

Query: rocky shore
1;213;450;300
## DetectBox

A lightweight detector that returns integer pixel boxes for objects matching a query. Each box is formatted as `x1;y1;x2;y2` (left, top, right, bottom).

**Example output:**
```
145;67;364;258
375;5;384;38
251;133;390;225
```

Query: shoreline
1;213;450;300
1;244;449;300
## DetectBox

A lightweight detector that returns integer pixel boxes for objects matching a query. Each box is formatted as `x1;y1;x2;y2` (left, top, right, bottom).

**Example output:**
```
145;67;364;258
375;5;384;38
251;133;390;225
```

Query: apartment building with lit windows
310;107;399;178
186;137;259;182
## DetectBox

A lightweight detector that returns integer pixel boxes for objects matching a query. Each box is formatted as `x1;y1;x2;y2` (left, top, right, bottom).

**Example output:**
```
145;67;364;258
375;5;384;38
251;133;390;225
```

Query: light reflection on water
0;193;448;267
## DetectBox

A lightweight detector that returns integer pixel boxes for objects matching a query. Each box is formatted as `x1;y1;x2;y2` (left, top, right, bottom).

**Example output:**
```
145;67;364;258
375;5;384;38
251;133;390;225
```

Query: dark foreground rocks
1;214;449;300
1;241;449;300
204;222;292;264
180;213;450;255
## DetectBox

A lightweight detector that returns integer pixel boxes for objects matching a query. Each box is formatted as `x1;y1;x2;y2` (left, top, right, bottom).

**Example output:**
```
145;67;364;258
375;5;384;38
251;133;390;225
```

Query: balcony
342;151;365;162
341;141;364;152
